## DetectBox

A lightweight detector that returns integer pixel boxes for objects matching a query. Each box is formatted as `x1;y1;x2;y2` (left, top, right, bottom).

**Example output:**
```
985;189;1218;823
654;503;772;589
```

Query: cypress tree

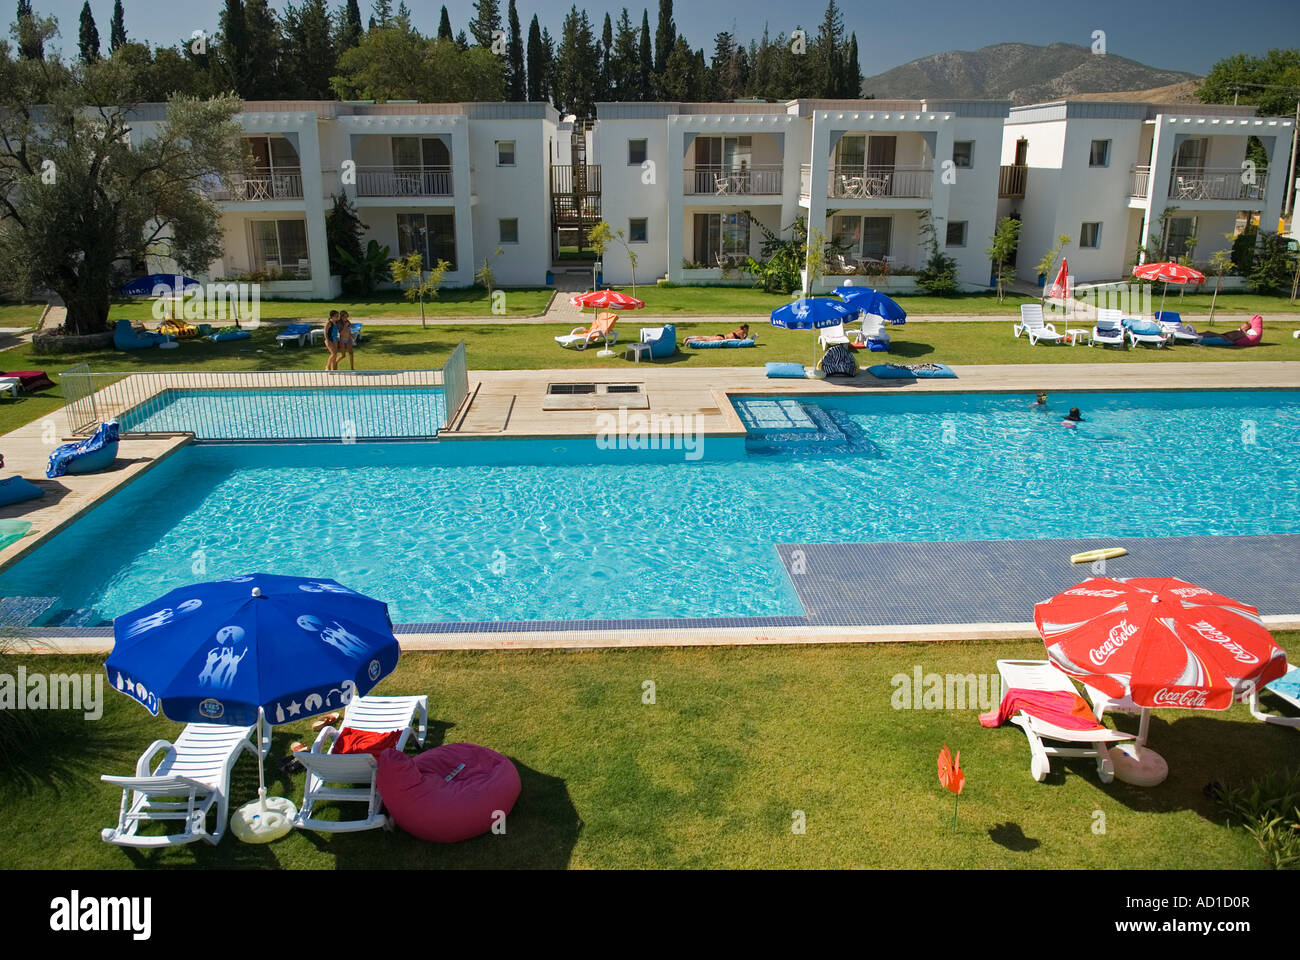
78;2;101;63
337;0;363;52
109;0;127;50
437;5;453;41
526;14;546;102
506;0;526;100
637;9;652;102
468;0;500;49
653;0;674;77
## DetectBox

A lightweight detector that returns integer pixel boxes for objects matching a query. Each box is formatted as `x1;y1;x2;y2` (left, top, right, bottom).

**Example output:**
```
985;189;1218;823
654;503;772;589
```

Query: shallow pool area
4;389;1297;626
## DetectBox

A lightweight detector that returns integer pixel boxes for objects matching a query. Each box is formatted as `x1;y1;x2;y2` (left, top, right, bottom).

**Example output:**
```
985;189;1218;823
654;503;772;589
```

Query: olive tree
0;26;243;335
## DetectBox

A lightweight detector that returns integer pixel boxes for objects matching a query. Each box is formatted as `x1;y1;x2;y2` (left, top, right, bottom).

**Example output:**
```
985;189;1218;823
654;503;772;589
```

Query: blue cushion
686;337;755;349
209;329;252;342
0;475;42;507
47;421;120;478
1154;311;1181;325
868;363;957;379
765;362;807;379
644;323;677;359
1124;318;1163;336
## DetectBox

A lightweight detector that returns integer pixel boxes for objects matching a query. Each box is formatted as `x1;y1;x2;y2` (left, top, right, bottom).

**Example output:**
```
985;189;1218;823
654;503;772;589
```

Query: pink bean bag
377;742;521;843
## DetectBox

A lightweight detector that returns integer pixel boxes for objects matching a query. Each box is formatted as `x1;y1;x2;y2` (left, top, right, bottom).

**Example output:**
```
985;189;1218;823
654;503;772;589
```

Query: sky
27;0;1300;76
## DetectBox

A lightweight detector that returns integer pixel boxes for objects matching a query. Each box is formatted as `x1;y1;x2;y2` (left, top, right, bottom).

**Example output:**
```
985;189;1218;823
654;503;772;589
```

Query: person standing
323;310;340;371
336;310;356;371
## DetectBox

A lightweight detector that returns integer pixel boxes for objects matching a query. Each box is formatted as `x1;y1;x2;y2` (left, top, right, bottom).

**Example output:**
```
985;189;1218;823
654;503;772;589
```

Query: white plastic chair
101;721;269;847
293;695;428;833
854;314;891;347
1126;319;1169;349
1091;308;1128;348
1246;664;1300;728
1013;304;1065;345
996;660;1135;783
818;323;851;349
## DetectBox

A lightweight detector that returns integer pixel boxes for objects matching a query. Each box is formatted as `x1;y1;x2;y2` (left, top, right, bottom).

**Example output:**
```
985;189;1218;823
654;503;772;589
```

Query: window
250;219;309;274
1080;222;1102;248
628;218;648;243
397;213;457;270
946;221;968;247
830;215;892;260
496;140;515;166
952;141;974;168
692;212;749;264
628;139;647;165
721;212;749;257
499;218;519;243
1089;139;1111;167
1162;216;1197;259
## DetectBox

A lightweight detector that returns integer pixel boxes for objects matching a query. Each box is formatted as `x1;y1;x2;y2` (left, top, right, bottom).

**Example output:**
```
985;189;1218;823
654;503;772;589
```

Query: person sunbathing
1207;320;1253;344
690;324;751;342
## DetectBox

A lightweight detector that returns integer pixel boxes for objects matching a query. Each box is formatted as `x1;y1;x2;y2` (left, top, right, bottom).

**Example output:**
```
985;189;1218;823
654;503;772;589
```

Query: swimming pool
120;386;446;440
5;390;1297;626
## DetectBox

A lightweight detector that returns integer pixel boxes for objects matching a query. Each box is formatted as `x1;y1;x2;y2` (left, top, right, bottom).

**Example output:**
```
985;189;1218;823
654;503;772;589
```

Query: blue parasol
833;286;907;325
118;274;201;298
106;572;401;840
770;298;853;374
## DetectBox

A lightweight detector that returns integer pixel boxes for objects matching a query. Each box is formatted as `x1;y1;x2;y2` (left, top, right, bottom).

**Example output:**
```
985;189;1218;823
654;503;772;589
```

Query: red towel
979;688;1104;730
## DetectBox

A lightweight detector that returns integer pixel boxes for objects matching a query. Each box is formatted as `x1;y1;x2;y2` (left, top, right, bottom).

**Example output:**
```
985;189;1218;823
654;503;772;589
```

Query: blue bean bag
765;361;807;379
686;338;756;348
0;476;42;507
113;318;169;350
641;324;677;359
868;363;957;379
47;420;120;478
209;329;252;342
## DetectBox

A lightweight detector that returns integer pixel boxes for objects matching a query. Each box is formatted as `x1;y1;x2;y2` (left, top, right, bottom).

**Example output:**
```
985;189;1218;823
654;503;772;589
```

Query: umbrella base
806;367;827;380
596;348;614;357
1110;742;1168;787
231;795;296;843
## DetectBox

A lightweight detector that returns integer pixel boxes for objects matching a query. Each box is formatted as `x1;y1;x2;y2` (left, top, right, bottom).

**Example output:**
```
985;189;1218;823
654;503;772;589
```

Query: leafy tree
370;0;393;30
332;29;504;102
745;215;825;294
525;13;544;101
109;0;126;51
473;246;503;299
1198;49;1300;118
390;251;450;328
985;216;1021;302
505;0;525;101
325;193;367;286
1247;231;1296;294
1206;239;1235;324
814;0;844;98
282;0;334;99
437;5;452;41
916;212;960;296
78;2;100;63
337;0;364;53
14;0;47;60
553;6;598;118
0;30;243;335
468;0;499;49
337;238;390;295
589;222;639;295
658;35;698;101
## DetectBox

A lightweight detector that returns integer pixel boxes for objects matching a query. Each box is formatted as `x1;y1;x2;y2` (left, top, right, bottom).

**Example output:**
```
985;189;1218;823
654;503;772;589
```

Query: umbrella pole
1137;707;1151;749
257;705;268;812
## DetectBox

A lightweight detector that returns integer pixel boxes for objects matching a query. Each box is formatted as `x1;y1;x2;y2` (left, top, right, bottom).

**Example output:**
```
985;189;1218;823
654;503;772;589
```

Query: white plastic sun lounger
817;322;851;349
101;721;268;847
996;660;1135;783
1013;304;1065;345
1091;309;1128;348
293;694;428;833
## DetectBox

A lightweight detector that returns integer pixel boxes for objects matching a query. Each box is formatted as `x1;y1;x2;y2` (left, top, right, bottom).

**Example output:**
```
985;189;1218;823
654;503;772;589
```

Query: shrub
1211;767;1300;870
1247;231;1296;294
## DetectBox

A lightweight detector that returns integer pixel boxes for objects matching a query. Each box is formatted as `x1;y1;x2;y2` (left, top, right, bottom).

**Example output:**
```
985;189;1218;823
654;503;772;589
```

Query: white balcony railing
1130;164;1268;202
205;167;304;201
683;164;783;196
828;164;932;199
356;165;454;198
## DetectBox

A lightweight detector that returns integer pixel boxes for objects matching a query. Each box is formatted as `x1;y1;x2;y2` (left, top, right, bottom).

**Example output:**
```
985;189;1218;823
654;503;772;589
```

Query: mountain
861;43;1201;105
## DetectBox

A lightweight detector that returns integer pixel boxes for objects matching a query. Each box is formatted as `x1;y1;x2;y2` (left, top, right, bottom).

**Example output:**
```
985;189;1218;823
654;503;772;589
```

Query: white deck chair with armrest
101;720;268;847
996;660;1135;783
817;322;851;349
293;694;428;833
1091;308;1128;348
1013;304;1065;345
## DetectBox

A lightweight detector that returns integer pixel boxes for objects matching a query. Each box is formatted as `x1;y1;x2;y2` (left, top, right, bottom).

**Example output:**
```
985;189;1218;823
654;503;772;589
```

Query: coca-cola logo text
1065;588;1125;598
1152;687;1210;708
1089;619;1138;666
1189;620;1259;664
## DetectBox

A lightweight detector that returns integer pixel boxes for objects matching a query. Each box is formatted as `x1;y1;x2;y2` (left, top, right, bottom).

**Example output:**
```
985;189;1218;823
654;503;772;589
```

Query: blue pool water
121;387;446;440
4;390;1298;625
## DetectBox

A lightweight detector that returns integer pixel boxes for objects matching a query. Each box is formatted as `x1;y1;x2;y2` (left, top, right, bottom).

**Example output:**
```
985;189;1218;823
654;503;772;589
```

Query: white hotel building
141;97;1292;297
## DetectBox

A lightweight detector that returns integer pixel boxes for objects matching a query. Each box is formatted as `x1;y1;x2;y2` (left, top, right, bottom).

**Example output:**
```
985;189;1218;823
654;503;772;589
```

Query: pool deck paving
3;359;1299;651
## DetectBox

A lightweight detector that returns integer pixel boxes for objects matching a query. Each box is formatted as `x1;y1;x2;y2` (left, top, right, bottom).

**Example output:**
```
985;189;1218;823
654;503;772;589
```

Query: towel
979;688;1104;730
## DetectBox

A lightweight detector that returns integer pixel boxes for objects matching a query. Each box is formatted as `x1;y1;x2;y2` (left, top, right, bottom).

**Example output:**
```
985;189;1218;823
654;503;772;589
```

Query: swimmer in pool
1062;406;1084;428
1032;391;1047;408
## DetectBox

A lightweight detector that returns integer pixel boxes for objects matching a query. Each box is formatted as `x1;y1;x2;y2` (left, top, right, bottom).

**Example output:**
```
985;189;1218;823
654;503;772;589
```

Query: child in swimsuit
324;310;340;371
336;310;356;370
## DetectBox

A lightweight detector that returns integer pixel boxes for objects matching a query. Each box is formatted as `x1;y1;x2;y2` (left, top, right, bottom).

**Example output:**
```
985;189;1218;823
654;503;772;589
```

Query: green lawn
0;303;46;327
1;634;1294;869
5;318;1299;437
104;287;555;322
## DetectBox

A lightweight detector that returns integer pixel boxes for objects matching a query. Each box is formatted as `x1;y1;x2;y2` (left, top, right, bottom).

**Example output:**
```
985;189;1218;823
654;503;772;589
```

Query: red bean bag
377;742;521;843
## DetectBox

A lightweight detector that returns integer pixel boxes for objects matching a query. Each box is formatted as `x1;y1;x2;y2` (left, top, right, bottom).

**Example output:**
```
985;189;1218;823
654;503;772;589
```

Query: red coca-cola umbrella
568;289;645;310
1046;258;1071;301
1035;577;1288;784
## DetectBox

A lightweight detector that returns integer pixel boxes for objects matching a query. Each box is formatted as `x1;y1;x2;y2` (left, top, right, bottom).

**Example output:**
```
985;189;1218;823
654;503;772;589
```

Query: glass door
693;213;721;266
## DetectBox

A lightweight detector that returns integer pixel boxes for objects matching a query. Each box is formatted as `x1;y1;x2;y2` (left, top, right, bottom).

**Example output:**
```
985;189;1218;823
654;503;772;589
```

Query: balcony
828;165;932;200
205;167;304;201
683;164;784;196
998;164;1027;199
1130;164;1269;202
355;165;454;198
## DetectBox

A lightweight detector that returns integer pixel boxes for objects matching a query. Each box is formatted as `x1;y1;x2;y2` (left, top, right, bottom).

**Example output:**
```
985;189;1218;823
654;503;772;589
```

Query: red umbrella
1133;262;1206;319
1036;577;1288;783
1046;258;1071;301
569;289;645;310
